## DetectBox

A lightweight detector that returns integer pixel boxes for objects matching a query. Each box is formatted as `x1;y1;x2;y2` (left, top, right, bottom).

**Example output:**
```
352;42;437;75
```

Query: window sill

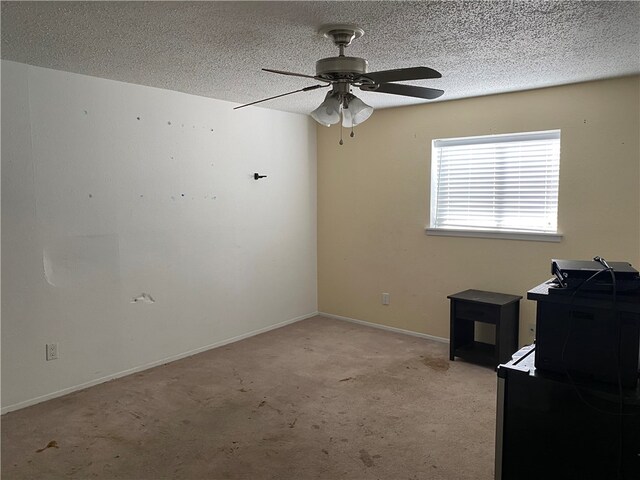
425;227;563;243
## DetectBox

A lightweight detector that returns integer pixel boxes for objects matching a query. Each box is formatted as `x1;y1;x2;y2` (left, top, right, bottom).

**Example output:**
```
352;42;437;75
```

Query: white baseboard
319;312;449;344
1;311;319;415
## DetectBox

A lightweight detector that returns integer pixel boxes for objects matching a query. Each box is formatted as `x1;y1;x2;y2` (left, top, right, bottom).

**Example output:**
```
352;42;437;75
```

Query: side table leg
449;300;455;361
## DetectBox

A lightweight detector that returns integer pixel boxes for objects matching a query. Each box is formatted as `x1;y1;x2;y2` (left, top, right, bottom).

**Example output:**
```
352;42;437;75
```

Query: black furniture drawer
455;301;497;323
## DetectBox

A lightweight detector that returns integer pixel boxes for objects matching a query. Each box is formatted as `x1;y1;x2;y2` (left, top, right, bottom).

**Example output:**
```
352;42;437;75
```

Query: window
428;130;561;242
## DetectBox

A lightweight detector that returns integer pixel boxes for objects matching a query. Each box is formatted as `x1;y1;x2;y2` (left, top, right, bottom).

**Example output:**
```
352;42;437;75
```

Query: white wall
1;61;318;412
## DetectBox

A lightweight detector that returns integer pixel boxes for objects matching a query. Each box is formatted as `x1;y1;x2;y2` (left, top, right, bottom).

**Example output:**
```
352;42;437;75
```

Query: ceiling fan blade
233;84;328;110
361;67;441;84
361;83;444;100
262;68;330;82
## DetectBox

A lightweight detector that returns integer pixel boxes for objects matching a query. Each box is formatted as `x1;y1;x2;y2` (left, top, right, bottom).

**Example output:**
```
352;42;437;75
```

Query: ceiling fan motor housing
315;56;369;81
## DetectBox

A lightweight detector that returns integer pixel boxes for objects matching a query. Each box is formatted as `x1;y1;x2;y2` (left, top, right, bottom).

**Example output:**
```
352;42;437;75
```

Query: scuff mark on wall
42;235;120;288
131;293;155;304
43;249;56;287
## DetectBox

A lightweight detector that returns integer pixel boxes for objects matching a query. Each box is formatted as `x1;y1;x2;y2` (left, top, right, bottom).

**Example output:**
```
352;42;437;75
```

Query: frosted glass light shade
310;92;341;126
342;106;355;128
347;95;373;125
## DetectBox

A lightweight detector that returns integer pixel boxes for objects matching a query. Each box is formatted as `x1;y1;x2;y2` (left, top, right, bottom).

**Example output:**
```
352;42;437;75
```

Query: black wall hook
254;173;267;180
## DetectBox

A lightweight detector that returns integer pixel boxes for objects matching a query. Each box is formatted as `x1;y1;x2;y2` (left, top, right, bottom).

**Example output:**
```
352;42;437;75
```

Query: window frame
426;130;562;242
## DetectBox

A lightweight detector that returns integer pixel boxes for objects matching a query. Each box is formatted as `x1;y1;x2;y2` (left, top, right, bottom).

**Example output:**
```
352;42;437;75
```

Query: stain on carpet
421;355;450;371
359;449;374;467
35;441;59;453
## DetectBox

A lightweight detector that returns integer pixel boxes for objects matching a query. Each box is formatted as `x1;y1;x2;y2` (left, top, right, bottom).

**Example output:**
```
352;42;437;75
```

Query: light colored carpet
1;316;497;479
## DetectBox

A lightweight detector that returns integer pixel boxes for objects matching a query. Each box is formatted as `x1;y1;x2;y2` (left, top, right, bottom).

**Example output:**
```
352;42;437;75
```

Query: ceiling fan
234;24;444;144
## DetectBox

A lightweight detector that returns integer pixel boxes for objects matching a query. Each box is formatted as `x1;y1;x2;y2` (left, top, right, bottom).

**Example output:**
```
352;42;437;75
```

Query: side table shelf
448;289;522;367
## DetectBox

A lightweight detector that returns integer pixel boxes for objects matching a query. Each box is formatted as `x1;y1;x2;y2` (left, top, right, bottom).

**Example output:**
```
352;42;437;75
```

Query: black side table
448;289;522;367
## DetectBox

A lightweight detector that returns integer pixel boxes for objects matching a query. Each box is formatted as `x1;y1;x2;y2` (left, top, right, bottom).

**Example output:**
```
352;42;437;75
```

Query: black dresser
496;345;640;480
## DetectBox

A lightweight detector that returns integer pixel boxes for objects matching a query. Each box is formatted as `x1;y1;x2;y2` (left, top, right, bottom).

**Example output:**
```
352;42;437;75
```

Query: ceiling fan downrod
320;24;363;56
315;25;369;82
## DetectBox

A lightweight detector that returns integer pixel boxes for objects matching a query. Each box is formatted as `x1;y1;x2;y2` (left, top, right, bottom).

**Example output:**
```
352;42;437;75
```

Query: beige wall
317;76;640;346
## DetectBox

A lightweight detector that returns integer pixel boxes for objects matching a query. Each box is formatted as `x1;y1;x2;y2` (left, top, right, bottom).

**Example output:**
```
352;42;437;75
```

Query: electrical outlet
46;343;58;361
382;293;390;305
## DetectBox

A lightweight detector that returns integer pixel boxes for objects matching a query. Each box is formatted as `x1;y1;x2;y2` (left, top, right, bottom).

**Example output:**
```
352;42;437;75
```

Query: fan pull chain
339;110;344;145
350;125;355;138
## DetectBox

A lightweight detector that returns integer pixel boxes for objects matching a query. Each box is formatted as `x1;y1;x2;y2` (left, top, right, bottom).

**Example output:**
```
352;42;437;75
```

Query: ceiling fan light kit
236;24;444;145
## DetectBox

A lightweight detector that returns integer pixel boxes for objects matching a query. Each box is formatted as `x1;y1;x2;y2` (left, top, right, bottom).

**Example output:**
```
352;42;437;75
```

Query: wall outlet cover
46;343;58;361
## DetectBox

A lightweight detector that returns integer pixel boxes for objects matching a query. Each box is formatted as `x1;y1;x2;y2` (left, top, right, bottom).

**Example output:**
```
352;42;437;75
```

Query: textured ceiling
2;1;639;115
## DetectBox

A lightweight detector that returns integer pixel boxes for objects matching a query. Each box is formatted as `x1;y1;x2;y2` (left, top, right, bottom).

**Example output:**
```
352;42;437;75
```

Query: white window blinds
430;130;560;234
